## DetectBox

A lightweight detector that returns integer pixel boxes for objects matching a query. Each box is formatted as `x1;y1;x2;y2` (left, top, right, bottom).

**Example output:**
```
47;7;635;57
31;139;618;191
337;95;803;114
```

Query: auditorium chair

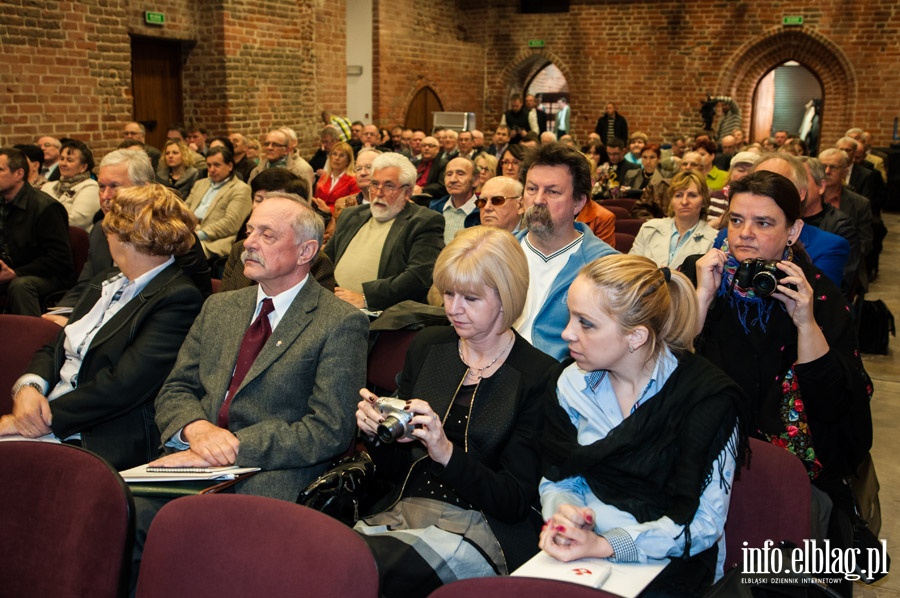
0;314;62;415
0;441;134;598
614;232;636;254
614;218;644;237
723;438;812;572
136;495;378;598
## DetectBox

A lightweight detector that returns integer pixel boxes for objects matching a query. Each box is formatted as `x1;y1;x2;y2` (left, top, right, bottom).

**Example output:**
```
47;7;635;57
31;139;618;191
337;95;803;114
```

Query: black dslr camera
734;258;787;297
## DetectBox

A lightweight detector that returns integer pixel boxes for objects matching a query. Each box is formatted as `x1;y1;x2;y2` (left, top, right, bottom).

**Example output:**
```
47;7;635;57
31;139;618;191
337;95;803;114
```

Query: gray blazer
154;277;369;502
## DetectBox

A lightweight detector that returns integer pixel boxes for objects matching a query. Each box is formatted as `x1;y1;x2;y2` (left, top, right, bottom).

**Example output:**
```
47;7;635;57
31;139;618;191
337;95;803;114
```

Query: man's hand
335;287;366;309
183;420;240;466
148;450;213;468
0;414;20;436
0;260;16;283
12;386;52;437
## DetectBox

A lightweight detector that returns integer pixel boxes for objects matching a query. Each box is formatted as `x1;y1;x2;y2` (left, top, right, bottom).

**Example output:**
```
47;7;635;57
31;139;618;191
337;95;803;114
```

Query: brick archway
489;49;574;128
715;28;856;145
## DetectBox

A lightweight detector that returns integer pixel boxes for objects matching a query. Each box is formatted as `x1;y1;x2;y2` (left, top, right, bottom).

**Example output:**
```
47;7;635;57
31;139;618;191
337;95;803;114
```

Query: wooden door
131;36;184;151
405;87;443;133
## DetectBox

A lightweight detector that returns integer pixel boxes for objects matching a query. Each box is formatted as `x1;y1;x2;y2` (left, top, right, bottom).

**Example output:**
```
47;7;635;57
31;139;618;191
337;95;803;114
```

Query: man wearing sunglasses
478;176;524;233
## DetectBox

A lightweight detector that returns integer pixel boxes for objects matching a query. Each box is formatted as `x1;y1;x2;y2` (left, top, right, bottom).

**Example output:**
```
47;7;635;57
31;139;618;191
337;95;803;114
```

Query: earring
628;345;635;354
787;239;793;246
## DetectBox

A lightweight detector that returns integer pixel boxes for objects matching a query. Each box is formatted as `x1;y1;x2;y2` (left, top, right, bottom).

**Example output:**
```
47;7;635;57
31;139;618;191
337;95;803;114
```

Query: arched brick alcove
489;48;574;129
716;28;856;145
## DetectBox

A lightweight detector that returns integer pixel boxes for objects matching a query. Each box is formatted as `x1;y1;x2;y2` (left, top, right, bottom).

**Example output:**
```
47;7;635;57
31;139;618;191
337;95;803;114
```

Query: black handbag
297;451;375;525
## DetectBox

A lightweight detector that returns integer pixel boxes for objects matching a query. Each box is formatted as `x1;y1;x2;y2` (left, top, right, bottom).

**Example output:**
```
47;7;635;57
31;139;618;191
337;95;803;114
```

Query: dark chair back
69;226;90;278
614;232;635;253
614;218;644;237
367;329;418;395
136;494;378;598
723;438;812;571
603;204;631;219
0;314;62;415
601;197;638;212
0;441;134;598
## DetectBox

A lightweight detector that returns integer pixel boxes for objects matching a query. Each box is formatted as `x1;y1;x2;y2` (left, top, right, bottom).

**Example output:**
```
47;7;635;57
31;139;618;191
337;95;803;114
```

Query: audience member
499;143;526;179
249;129;314;191
707;151;760;226
540;255;743;594
412;136;448;197
630;170;717;269
525;93;548;133
187;125;210;158
157;139;200;199
324;152;444;310
430;157;479;243
554;97;570;136
500;94;531;139
595;102;628;145
123;122;161;171
46;149;210;325
184;147;252;261
478;176;523;233
0;148;73;315
228;133;256;182
486;125;510;158
513;143;616;360
2;183;203;469
355;226;557;596
605;137;638;183
37;136;62;181
694;138;728;192
12;144;48;190
474;153;498;197
819;148;874;270
40;139;100;231
624;132;648;165
457;130;478;160
314;141;360;212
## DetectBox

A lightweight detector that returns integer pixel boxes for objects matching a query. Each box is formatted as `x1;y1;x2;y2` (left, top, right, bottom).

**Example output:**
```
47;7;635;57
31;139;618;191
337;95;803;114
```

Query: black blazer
595;113;629;145
27;263;203;469
323;202;444;310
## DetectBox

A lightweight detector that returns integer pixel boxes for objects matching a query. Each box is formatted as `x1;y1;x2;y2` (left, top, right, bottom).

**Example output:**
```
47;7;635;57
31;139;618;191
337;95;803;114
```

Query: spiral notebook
119;463;260;482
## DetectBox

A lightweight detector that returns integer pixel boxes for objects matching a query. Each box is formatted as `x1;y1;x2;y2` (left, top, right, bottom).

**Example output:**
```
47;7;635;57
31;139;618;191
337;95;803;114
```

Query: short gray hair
836;137;859;152
262;192;324;248
372;152;416;187
100;149;155;186
799;156;825;185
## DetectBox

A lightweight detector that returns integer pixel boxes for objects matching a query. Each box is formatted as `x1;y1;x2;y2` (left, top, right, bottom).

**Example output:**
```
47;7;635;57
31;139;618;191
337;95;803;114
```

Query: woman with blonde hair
355;226;556;597
157;139;200;199
474;153;498;196
314;141;360;211
2;184;204;469
630;170;718;269
540;254;745;594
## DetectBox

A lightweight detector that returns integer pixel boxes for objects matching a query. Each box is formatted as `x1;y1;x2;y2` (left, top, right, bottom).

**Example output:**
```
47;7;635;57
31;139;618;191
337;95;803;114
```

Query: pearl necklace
457;332;513;381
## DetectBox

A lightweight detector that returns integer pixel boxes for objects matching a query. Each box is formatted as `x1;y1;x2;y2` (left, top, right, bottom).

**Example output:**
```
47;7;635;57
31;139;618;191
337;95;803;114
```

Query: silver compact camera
375;397;415;443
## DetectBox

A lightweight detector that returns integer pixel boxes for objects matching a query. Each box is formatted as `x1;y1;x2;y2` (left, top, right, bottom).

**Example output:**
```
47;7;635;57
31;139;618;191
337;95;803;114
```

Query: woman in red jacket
314;141;360;212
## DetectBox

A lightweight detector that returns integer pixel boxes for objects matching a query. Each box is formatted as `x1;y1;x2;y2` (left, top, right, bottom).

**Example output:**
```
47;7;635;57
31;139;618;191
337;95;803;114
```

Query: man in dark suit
836;137;884;211
36;136;61;181
412;135;448;197
123;121;161;172
595;102;628;145
325;152;444;311
605;137;639;183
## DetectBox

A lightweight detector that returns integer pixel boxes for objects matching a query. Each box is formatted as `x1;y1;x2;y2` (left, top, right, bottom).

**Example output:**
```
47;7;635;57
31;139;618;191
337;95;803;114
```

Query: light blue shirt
668;220;699;265
194;177;231;239
539;348;736;579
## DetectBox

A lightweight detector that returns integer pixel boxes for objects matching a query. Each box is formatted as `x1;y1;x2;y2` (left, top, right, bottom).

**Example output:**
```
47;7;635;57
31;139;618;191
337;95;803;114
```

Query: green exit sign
528;39;545;48
145;11;165;25
783;16;803;26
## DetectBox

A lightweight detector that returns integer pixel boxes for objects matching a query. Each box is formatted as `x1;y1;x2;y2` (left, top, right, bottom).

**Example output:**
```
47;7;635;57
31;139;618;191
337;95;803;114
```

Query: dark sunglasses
475;195;520;209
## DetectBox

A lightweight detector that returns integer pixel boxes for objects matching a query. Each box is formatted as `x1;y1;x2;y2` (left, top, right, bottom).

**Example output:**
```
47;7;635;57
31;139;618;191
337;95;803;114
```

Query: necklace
457;331;513;381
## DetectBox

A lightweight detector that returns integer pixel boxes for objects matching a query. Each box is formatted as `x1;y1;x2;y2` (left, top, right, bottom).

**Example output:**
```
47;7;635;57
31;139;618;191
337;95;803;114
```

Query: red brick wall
2;0;899;158
459;0;900;148
372;0;486;131
0;0;347;157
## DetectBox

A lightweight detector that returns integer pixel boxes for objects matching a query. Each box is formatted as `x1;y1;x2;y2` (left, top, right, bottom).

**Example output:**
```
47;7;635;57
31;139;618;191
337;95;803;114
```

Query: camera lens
753;271;778;297
376;416;406;444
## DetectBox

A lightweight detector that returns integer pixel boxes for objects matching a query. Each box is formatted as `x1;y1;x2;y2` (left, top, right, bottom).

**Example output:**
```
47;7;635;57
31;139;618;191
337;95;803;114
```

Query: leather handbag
296;451;375;525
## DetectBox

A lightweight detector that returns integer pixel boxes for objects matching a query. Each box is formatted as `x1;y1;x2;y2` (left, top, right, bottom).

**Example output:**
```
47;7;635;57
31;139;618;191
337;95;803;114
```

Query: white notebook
119;463;260;482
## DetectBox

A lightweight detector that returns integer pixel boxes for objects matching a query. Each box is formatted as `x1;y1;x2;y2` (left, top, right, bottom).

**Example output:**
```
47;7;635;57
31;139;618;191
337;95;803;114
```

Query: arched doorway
526;63;570;134
714;29;855;149
405;86;443;132
752;61;824;152
494;50;573;133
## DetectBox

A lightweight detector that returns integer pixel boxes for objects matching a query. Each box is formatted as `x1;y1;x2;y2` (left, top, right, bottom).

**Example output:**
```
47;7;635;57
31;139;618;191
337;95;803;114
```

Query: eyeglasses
475;195;520;209
263;141;287;148
369;181;409;195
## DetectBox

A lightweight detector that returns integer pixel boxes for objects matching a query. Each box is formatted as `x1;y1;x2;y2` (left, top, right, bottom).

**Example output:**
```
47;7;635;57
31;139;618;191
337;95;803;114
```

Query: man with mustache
513;143;616;361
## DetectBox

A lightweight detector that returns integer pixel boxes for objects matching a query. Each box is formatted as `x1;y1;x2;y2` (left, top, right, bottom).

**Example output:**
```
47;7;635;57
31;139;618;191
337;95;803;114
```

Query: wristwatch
11;380;43;399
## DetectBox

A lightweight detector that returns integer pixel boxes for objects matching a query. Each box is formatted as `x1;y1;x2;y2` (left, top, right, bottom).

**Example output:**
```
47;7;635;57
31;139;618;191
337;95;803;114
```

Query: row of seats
0;436;809;597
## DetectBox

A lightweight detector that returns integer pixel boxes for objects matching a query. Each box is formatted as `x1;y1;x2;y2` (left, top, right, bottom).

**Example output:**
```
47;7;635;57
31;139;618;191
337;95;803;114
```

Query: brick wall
0;0;347;157
2;0;899;159
458;0;900;148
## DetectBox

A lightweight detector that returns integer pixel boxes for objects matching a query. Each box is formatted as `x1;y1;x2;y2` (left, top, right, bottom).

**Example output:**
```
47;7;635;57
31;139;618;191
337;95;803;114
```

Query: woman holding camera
355;226;556;598
687;170;872;537
539;255;745;594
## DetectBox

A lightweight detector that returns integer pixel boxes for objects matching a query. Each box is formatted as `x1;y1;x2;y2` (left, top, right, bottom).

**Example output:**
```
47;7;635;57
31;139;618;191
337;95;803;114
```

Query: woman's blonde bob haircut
102;183;197;257
432;226;528;330
579;254;699;362
666;170;711;219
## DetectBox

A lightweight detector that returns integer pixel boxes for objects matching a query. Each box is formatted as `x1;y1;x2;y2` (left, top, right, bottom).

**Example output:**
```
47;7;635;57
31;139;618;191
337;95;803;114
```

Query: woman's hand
12;386;52;438
406;398;454;466
539;504;613;561
772;261;829;363
694;248;727;331
357;389;385;438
